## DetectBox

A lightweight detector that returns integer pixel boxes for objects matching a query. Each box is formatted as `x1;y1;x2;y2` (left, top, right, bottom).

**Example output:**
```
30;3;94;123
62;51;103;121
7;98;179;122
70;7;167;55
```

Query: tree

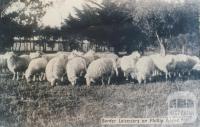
62;1;146;53
0;0;52;51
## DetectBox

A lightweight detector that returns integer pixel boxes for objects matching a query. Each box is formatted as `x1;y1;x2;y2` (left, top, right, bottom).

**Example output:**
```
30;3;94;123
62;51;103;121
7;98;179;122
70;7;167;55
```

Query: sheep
30;51;57;61
134;56;157;84
119;51;141;80
85;58;119;86
96;52;119;61
68;50;84;60
29;51;42;59
25;57;48;82
149;54;176;80
45;54;68;86
56;51;71;56
6;52;30;80
192;63;200;79
172;54;199;78
82;50;99;66
66;57;87;86
42;53;57;61
0;54;9;73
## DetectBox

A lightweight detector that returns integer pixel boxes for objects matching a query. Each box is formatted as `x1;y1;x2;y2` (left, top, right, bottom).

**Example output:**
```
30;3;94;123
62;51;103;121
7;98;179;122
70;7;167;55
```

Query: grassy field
0;76;200;127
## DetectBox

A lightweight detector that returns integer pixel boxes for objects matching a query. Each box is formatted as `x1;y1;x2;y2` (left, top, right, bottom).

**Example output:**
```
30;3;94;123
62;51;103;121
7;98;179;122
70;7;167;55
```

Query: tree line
0;0;199;54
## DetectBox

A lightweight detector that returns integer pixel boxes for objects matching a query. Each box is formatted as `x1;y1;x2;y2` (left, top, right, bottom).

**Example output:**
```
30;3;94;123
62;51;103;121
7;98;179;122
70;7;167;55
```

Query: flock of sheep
1;50;200;86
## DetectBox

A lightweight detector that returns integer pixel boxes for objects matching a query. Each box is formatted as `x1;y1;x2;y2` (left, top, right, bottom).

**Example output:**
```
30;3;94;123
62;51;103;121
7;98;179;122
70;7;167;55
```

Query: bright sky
41;0;102;27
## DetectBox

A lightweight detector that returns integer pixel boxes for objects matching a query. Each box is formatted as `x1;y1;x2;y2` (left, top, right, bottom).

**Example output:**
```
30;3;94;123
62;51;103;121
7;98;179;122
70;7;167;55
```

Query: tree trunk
156;32;165;56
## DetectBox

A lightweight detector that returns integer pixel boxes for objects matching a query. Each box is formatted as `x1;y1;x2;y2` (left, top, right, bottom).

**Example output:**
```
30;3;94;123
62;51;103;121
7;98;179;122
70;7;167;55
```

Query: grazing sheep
66;57;87;86
85;58;119;86
82;50;99;66
173;54;199;77
134;56;157;84
6;52;30;80
25;57;48;82
68;50;84;60
0;53;9;72
65;50;99;86
149;54;176;80
45;54;68;86
29;51;42;59
42;53;57;61
30;51;57;61
120;51;141;80
96;52;119;60
192;63;200;79
56;51;71;56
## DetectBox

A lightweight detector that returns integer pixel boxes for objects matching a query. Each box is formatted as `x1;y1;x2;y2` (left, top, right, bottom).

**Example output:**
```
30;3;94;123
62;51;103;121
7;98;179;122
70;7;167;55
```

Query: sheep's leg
178;72;181;78
124;72;128;80
149;76;152;82
39;73;43;81
33;75;36;82
22;72;25;80
188;71;191;80
107;76;111;85
12;72;16;80
71;80;76;86
17;72;21;81
101;77;105;86
42;73;46;81
61;76;64;82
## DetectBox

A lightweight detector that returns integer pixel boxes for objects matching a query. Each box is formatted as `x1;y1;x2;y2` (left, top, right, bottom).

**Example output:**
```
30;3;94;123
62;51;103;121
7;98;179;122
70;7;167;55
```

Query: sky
41;0;102;27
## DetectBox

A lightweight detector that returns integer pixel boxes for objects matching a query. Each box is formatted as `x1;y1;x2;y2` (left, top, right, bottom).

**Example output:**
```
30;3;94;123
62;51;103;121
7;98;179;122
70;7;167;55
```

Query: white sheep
0;54;9;72
29;51;42;59
96;52;119;61
120;51;141;80
42;53;57;62
30;51;57;61
192;63;200;71
45;54;68;86
25;57;48;82
68;50;84;60
85;58;119;86
66;57;87;86
6;52;30;80
82;50;99;66
134;56;157;84
149;54;176;80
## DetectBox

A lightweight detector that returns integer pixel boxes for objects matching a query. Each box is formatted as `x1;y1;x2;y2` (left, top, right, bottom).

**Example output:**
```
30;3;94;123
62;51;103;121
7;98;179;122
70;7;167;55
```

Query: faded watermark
166;91;198;124
101;91;198;125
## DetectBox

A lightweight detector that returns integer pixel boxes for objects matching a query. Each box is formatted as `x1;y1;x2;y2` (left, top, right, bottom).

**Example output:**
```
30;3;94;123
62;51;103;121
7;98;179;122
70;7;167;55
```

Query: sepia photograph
0;0;200;126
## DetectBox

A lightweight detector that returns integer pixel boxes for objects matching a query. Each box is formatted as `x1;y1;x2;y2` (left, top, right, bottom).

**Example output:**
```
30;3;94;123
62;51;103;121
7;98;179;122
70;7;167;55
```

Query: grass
0;76;200;127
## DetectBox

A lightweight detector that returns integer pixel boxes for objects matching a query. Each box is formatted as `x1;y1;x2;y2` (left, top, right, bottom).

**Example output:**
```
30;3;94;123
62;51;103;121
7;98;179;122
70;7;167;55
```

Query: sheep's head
30;51;42;59
4;52;15;59
85;75;94;87
68;50;84;59
130;51;141;59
